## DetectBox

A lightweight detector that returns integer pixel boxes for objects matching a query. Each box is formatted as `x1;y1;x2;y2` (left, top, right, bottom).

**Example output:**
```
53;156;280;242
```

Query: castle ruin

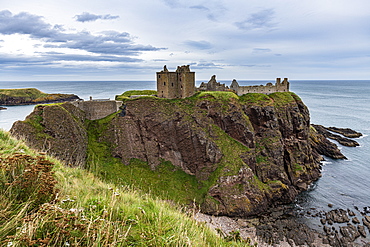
197;75;229;92
71;99;123;120
230;78;290;96
156;65;195;99
157;65;290;98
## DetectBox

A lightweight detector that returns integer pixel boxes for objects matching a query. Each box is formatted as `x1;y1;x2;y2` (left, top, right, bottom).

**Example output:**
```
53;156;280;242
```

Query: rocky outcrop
326;126;362;138
309;125;347;159
10;92;343;217
312;124;360;147
0;88;80;105
11;103;87;166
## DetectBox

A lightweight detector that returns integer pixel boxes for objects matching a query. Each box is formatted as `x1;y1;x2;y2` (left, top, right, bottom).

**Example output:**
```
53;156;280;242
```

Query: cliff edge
0;88;80;105
11;91;338;217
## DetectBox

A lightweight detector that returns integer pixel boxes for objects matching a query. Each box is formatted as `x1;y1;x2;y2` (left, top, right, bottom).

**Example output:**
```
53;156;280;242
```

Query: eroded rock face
101;93;323;216
11;103;88;166
309;125;347;159
10;92;333;217
104;100;223;179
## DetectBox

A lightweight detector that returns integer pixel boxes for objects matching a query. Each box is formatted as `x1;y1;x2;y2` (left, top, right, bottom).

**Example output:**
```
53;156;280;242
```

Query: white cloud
0;0;370;80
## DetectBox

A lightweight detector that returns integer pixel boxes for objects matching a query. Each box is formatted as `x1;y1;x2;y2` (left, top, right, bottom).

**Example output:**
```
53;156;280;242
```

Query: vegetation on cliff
11;90;325;218
115;90;157;101
0;88;80;105
0;130;250;246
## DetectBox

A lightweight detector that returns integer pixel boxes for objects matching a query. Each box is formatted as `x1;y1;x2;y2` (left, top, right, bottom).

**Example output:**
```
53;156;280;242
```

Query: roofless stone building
156;65;195;99
156;65;290;99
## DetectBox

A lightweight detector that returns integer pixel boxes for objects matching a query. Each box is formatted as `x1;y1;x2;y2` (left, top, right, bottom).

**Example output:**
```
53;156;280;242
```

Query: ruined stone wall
231;78;290;96
197;75;229;92
71;100;123;120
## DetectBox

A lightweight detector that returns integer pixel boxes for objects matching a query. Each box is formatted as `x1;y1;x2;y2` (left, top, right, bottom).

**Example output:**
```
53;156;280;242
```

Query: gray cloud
0;10;60;38
0;53;53;66
152;59;168;62
163;0;181;8
190;62;223;70
253;48;272;53
44;31;163;56
184;40;212;50
74;12;119;22
0;10;165;57
235;9;276;31
239;64;271;67
45;53;142;63
190;5;209;11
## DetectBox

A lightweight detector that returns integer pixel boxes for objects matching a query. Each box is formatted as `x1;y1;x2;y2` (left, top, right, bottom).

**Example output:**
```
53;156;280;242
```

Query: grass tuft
0;129;249;246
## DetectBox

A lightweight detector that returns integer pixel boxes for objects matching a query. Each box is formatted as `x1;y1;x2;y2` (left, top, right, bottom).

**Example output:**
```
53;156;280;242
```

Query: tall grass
0;130;250;246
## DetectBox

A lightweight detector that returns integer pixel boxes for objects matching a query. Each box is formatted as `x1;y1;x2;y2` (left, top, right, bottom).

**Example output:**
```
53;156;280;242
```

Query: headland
4;65;366;246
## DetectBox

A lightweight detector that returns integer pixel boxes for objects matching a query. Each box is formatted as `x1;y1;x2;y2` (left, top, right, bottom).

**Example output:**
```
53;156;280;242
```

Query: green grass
193;91;239;101
86;90;279;209
269;92;297;106
0;88;46;100
239;93;272;106
0;88;76;104
0;129;251;246
115;90;157;101
85;113;209;205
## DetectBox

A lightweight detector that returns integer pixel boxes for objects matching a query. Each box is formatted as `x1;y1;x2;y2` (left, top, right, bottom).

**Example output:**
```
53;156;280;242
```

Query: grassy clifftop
0;130;249;246
0;88;46;98
0;88;79;105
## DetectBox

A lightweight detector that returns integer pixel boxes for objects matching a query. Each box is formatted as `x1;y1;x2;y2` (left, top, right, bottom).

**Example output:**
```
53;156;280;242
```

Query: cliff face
0;88;80;106
11;103;88;166
11;92;324;217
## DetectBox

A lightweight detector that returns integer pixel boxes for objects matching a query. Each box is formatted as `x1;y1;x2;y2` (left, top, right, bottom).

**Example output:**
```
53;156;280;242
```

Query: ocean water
0;81;156;130
1;80;369;228
289;80;370;209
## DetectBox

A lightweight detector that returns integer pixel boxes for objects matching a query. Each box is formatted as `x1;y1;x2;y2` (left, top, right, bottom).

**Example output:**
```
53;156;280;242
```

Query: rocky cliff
0;88;80;105
11;103;87;166
10;92;340;217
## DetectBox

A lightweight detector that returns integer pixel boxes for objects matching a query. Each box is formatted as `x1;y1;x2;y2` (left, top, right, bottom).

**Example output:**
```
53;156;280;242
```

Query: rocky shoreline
195;204;370;247
194;205;329;247
312;124;361;147
195;125;364;247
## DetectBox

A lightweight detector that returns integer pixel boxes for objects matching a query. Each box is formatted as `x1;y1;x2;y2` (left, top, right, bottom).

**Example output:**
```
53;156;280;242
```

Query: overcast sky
1;0;369;81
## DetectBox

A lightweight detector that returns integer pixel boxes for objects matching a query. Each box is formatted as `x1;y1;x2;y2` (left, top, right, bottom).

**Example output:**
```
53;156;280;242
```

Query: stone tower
156;65;195;99
276;78;290;92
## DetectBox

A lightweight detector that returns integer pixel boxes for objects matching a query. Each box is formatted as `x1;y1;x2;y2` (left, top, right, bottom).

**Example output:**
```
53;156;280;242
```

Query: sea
1;80;370;233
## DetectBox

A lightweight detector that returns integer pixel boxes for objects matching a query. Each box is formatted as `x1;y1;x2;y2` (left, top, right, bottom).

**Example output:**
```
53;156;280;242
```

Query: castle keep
157;65;290;98
156;65;195;99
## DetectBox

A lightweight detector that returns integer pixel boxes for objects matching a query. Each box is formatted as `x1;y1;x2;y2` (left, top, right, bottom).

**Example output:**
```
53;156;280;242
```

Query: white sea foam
320;161;332;166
